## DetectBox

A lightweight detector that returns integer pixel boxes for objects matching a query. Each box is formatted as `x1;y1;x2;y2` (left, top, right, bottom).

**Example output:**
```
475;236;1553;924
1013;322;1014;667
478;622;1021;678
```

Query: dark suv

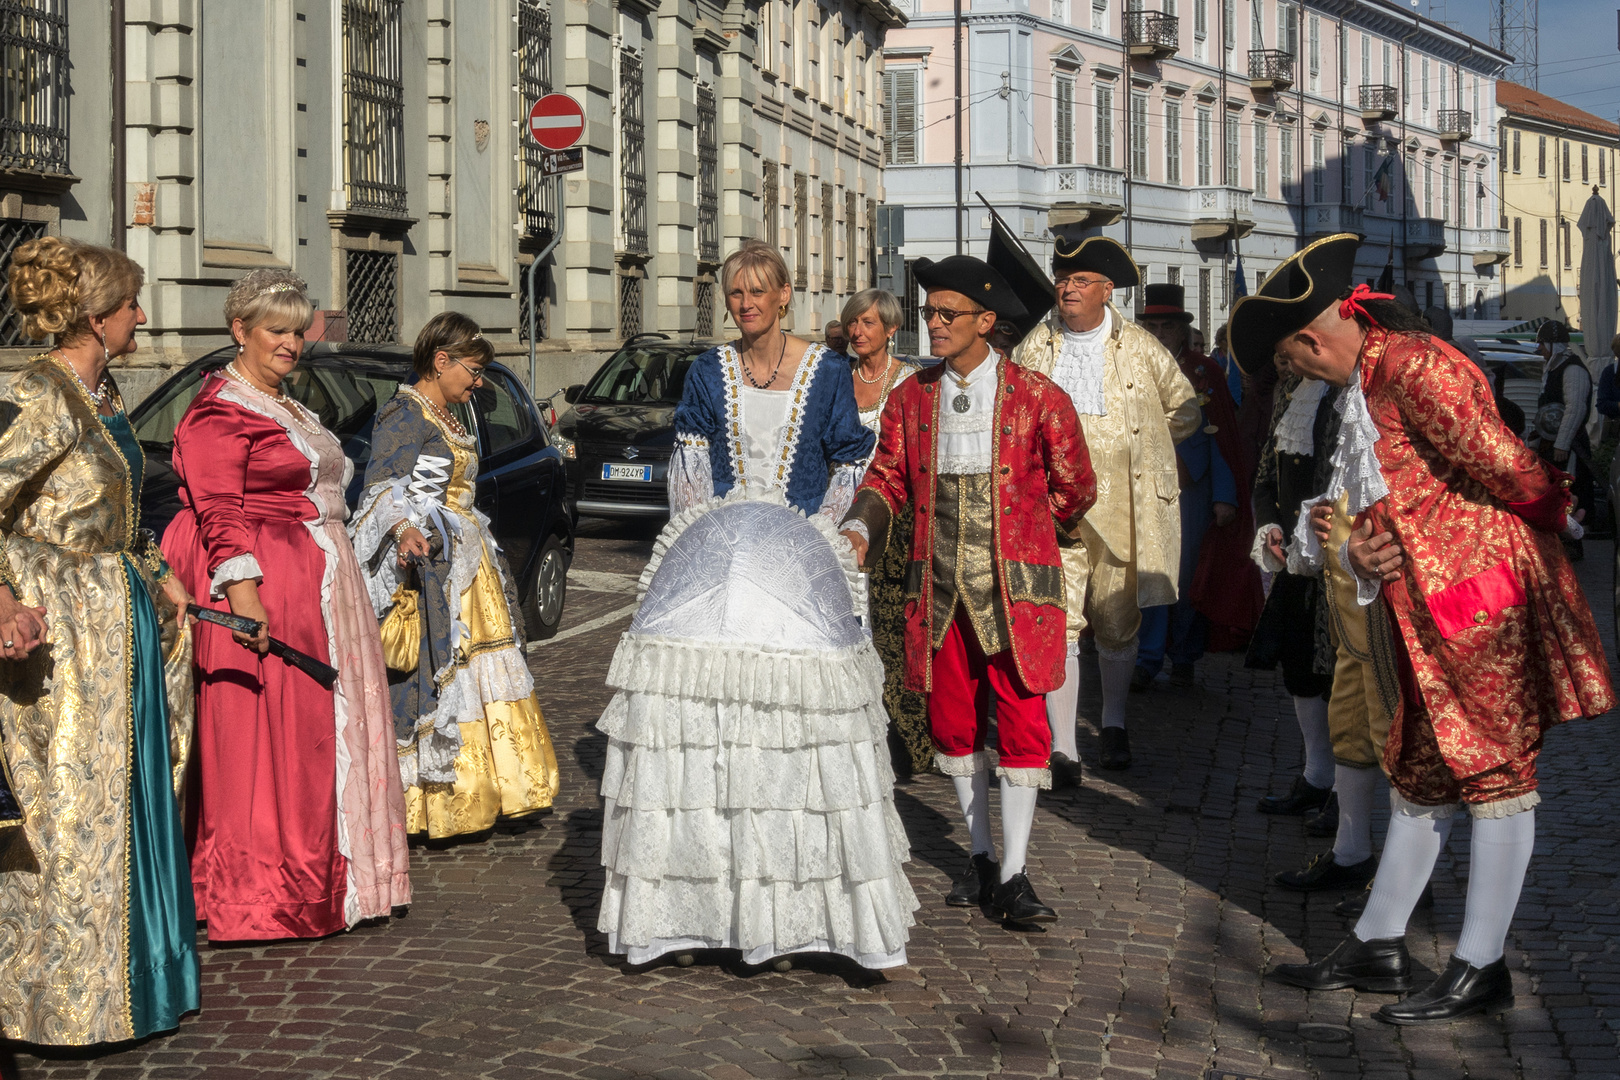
552;339;711;519
128;343;573;639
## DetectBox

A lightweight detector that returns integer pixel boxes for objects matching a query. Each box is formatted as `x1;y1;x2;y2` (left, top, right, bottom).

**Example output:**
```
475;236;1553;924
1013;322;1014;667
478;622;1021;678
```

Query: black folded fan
187;604;339;690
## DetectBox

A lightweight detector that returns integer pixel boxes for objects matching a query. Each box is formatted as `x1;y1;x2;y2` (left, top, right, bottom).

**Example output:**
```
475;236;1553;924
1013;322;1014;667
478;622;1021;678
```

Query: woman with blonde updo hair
161;268;411;942
0;237;202;1045
349;312;559;839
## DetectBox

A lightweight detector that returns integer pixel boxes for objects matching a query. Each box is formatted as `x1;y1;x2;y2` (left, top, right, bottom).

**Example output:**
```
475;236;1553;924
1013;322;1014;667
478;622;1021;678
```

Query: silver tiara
258;281;302;297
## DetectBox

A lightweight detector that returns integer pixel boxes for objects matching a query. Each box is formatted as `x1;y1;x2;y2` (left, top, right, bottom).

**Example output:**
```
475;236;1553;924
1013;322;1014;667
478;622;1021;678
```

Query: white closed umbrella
1577;190;1617;440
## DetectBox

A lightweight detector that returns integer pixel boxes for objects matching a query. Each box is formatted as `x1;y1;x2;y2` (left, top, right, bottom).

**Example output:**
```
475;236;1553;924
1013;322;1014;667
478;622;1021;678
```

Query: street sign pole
525;93;586;394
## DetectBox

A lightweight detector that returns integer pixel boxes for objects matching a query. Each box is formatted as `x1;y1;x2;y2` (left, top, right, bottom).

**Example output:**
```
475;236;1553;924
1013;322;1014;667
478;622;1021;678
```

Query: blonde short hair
720;240;791;295
7;236;145;345
224;269;315;341
840;289;903;333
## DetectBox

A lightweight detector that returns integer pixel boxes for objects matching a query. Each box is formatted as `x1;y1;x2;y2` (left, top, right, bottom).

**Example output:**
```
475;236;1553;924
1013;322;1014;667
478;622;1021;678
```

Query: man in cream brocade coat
1012;236;1199;773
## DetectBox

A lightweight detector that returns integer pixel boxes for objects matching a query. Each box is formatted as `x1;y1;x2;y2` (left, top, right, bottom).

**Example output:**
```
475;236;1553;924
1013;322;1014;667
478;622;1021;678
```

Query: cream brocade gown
353;387;559;838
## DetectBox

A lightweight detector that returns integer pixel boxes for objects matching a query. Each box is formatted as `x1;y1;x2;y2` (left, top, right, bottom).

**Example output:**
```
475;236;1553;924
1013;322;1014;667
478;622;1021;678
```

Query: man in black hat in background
1134;284;1260;690
1012;236;1199;771
841;254;1096;924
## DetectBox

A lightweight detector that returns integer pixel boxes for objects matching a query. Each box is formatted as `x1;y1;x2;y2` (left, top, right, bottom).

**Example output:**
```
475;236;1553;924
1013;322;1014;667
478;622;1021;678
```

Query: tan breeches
1059;538;1141;659
1323;492;1392;770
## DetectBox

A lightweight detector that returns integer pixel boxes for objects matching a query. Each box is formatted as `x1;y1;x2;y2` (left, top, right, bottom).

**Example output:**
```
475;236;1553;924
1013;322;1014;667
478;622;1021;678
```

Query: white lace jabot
1289;371;1389;601
1275;378;1327;457
935;355;997;475
1050;308;1111;416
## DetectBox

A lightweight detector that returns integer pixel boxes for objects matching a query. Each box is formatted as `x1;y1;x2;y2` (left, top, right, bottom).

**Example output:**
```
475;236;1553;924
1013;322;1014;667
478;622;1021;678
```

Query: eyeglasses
920;305;988;324
1056;276;1111;291
448;357;486;384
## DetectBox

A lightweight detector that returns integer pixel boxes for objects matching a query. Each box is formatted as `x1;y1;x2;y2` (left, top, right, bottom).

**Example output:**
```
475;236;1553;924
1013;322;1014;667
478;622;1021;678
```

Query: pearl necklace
224;362;323;434
404;384;473;443
854;353;894;385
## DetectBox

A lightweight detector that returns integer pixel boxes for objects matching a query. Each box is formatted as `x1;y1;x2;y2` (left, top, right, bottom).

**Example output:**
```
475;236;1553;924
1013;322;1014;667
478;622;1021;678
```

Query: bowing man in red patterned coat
840;255;1096;926
1235;235;1614;1025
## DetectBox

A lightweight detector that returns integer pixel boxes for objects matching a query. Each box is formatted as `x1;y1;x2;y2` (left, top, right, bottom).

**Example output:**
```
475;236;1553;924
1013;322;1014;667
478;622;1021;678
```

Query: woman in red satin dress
162;270;410;941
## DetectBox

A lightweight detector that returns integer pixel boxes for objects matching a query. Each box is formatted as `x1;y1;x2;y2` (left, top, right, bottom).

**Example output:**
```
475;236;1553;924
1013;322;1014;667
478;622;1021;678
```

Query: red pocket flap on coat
1424;560;1527;640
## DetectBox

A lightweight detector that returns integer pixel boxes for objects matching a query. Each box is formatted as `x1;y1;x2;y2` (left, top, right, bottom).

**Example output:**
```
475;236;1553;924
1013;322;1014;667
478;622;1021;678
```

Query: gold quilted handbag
378;579;422;673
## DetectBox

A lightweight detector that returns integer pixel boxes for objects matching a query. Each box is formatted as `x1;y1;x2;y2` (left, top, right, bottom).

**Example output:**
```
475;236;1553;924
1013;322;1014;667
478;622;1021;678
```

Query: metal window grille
345;249;398;343
694;276;715;339
762;160;779;247
0;0;69;175
518;260;548;342
343;0;407;215
518;0;555;241
844;190;857;292
618;269;643;339
0;217;46;345
619;48;648;255
794;172;808;288
820;182;834;294
697;83;719;264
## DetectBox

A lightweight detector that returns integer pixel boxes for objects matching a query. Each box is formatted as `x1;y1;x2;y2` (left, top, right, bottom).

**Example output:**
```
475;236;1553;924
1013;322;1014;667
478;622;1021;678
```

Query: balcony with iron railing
1305;203;1366;238
1124;11;1178;60
1359;84;1398;122
1248;49;1294;92
1437;109;1472;141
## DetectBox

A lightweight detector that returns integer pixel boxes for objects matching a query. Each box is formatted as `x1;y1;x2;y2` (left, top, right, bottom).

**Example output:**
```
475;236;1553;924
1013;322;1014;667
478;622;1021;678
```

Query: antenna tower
1491;0;1539;89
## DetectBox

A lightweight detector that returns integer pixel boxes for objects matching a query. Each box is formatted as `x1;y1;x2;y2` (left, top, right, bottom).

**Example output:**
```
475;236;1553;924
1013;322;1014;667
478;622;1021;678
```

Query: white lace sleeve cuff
1337;539;1381;606
816;464;862;524
842;519;871;547
210;553;263;600
668;441;714;516
1251;525;1285;573
1563;515;1586;541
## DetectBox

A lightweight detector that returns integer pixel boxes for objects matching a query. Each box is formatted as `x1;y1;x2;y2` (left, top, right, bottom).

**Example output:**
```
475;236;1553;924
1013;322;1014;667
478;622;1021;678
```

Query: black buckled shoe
1335;879;1434;919
1050;752;1083;790
1375;956;1514;1025
990;872;1057;923
1274;850;1378;892
1306;792;1340;836
1257;775;1334;816
945;852;999;908
1270;933;1412;993
1098;726;1132;770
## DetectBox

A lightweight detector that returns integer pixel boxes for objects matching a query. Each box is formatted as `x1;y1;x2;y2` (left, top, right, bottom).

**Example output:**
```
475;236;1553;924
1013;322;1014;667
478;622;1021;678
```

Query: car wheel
524;534;568;641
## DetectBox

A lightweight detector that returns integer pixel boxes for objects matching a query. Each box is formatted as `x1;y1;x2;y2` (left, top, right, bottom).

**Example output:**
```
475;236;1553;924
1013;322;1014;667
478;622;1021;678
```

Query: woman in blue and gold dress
0;237;199;1045
351;312;559;839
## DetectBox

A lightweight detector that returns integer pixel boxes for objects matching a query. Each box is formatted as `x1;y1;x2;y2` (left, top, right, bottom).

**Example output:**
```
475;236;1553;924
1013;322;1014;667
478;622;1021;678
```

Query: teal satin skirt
123;557;200;1037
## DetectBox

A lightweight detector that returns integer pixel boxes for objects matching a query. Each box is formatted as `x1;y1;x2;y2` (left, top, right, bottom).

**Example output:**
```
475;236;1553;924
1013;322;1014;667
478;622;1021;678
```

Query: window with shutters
1252;121;1267;197
1562;220;1572;269
1562;140;1570;181
1361;34;1370;86
1583;144;1590;184
1341;141;1352;204
1539;218;1547;267
0;0;68;177
1475;168;1485;228
845;190;858;292
343;0;407;215
1198;266;1211;331
1438;64;1447;112
820;182;834;293
1311;133;1324;202
1513;217;1522;265
1603;149;1608;186
1249;3;1262;50
1307;14;1319;91
794;172;808;287
1130;91;1148;178
1278;2;1298;57
1420;57;1429;112
1052;0;1067;21
1195;106;1211;185
1402;51;1410;107
1441;161;1450;223
1225;112;1239;187
1279;125;1294;197
1055;75;1075;165
1512;130;1520;173
882;67;919;165
1422;159;1432;216
618;48;648;255
1165;100;1181;185
1362;143;1374;209
762;160;779;248
1092;0;1107;34
1538;135;1546;177
1095;84;1114;169
1194;0;1206;39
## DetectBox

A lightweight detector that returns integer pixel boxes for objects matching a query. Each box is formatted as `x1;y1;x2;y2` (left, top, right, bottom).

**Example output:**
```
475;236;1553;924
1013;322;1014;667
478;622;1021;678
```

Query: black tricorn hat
1142;283;1195;323
986;214;1055;344
914;255;1029;327
1050;234;1141;288
1228;233;1361;376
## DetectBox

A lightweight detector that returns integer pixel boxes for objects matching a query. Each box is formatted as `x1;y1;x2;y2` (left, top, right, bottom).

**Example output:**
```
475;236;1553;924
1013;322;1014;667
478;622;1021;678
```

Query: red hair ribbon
1338;283;1396;323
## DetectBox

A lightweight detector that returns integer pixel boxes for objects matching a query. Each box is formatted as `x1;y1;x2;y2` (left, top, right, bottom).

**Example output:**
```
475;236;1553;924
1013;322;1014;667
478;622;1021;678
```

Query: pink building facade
880;0;1511;342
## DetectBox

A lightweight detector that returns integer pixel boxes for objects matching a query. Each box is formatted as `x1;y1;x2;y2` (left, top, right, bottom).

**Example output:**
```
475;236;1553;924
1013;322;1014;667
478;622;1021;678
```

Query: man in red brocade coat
1234;234;1613;1025
840;255;1096;926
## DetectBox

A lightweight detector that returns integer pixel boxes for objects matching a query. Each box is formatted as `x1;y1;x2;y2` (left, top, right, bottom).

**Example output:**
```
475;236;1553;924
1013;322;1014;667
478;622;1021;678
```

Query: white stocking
1045;652;1081;759
1454;809;1535;967
998;780;1039;881
1295;695;1335;789
1331;764;1382;867
1098;654;1135;730
952;771;996;858
1355;804;1454;942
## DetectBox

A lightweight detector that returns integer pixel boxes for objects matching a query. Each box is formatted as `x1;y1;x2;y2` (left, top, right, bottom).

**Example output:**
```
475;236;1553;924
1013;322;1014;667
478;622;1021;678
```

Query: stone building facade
880;0;1512;345
0;0;903;405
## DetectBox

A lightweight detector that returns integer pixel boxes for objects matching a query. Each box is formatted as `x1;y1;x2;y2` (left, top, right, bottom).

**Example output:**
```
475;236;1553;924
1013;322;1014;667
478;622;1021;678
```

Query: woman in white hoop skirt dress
595;489;918;970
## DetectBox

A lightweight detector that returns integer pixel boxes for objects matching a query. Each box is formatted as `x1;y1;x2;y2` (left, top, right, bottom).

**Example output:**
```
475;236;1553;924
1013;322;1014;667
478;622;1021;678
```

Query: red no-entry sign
528;93;585;151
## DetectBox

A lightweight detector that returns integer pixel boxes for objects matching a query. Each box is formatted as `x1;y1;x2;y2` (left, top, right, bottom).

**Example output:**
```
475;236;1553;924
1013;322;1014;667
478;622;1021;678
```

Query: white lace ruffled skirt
595;494;919;969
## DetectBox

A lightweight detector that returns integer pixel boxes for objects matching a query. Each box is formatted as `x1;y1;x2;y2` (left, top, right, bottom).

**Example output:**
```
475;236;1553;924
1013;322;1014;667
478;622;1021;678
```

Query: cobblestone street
6;522;1618;1080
